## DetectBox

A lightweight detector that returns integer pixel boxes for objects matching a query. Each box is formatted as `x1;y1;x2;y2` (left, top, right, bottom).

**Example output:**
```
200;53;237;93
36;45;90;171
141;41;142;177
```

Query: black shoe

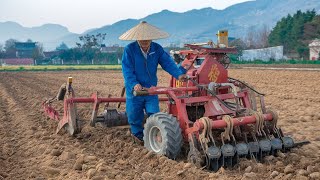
131;134;144;146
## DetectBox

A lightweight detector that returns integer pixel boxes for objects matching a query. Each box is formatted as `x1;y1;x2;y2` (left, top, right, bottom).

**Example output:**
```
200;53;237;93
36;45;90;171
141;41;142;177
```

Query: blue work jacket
122;41;185;98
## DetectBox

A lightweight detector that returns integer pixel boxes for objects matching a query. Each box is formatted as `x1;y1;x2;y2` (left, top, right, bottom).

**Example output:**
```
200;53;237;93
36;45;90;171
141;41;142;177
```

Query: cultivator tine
264;124;283;155
282;136;294;151
117;87;125;108
266;109;295;152
219;115;237;168
259;112;272;159
197;117;224;171
187;134;205;168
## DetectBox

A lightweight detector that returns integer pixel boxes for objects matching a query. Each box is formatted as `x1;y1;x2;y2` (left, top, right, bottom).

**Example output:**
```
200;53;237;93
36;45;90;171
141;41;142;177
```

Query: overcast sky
1;0;251;33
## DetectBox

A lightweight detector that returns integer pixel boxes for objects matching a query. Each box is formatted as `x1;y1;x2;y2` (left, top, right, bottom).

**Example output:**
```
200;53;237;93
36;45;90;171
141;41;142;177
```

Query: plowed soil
0;69;319;180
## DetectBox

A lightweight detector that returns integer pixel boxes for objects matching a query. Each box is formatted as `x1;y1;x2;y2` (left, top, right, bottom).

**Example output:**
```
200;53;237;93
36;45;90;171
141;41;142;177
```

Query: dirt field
0;69;319;180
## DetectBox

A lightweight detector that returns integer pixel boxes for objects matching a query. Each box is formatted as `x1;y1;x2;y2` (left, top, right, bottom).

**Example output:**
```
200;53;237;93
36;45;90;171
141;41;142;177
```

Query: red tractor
43;43;301;171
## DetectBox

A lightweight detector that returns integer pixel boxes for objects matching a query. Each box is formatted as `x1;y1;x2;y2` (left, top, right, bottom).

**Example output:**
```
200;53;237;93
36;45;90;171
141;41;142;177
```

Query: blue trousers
126;95;160;140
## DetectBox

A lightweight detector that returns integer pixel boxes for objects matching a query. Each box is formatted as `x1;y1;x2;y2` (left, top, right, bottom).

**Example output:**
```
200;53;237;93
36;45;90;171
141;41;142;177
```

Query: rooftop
309;39;320;47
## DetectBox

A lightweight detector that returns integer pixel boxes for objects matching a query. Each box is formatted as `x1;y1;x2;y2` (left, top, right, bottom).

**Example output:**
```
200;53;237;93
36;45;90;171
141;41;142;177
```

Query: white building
309;39;320;60
240;46;284;61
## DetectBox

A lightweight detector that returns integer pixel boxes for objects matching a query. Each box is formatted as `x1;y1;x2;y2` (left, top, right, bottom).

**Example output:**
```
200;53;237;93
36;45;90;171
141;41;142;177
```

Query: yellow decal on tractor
208;64;220;82
175;80;184;87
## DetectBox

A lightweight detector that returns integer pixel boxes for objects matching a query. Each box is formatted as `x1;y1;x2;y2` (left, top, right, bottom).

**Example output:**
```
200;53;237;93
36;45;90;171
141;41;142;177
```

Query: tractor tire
143;112;183;159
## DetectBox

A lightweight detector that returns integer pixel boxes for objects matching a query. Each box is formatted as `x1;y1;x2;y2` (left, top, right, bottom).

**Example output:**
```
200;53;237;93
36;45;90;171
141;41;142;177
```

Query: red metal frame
43;91;169;134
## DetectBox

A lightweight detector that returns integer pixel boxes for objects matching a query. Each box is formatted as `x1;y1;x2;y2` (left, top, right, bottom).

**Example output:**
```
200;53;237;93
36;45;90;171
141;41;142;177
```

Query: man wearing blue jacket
119;21;187;144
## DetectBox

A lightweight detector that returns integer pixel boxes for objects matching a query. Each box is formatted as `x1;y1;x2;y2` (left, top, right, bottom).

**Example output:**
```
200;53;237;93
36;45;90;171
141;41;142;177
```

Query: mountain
88;0;320;46
1;0;319;50
0;22;78;50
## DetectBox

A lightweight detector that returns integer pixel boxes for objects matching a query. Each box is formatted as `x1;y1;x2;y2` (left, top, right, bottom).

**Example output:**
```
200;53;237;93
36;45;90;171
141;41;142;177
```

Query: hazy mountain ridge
1;0;319;50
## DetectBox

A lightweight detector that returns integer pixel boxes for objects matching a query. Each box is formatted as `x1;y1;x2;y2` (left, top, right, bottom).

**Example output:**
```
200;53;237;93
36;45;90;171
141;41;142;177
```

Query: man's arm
122;47;140;91
158;47;186;79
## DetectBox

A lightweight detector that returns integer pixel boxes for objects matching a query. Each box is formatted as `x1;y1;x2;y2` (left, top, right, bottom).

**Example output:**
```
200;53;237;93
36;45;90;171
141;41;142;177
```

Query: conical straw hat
119;21;169;40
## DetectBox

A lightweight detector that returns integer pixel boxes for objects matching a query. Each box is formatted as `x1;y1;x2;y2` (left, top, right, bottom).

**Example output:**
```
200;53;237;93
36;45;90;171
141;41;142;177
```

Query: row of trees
58;47;122;64
58;33;122;64
0;33;121;65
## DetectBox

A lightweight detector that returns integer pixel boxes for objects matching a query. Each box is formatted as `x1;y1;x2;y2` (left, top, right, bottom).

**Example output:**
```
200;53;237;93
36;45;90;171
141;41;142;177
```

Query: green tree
269;10;317;58
76;33;107;63
303;15;320;40
59;48;83;64
56;42;69;51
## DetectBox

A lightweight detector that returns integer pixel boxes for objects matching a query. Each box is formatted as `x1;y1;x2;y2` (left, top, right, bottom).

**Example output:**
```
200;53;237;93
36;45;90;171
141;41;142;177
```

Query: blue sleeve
178;64;187;74
158;47;185;79
122;47;139;91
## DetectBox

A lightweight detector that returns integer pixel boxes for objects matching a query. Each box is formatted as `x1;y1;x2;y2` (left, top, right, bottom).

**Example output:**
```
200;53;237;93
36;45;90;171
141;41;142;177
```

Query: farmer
119;21;187;144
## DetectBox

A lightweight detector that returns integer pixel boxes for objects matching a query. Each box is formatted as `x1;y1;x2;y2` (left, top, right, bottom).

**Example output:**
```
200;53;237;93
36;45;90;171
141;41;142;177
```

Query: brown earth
0;69;319;180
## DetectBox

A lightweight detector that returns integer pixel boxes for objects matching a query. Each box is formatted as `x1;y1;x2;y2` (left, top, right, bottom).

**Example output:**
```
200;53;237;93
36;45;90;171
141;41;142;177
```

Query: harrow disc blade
248;142;259;159
206;146;222;171
282;137;294;149
270;138;283;156
221;144;235;157
248;142;259;154
236;143;249;157
223;156;234;168
221;144;236;168
271;138;283;150
259;139;272;152
207;146;221;159
208;158;221;172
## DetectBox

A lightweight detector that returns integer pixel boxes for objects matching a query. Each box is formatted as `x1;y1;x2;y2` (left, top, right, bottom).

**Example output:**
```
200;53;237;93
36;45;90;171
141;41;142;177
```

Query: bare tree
245;25;270;49
245;27;257;49
229;38;247;56
257;25;270;48
77;33;106;49
4;39;18;58
0;44;4;58
32;43;45;60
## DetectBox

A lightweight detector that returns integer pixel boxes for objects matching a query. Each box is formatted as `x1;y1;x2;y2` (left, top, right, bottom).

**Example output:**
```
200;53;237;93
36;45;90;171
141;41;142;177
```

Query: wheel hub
149;126;163;153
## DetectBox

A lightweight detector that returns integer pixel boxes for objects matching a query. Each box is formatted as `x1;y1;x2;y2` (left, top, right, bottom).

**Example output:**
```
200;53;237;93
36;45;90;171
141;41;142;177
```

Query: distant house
309;39;320;60
1;58;34;66
240;46;285;61
15;42;36;58
43;51;60;59
100;44;120;53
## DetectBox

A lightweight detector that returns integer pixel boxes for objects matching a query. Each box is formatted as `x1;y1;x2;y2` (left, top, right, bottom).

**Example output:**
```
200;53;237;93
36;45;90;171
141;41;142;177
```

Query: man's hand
178;74;188;82
134;84;142;91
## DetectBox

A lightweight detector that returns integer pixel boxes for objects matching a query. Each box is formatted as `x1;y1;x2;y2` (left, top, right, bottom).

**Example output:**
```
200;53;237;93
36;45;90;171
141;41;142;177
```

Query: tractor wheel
143;112;183;159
